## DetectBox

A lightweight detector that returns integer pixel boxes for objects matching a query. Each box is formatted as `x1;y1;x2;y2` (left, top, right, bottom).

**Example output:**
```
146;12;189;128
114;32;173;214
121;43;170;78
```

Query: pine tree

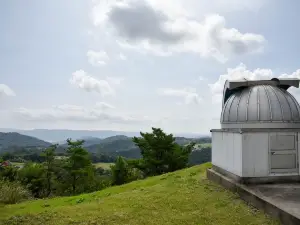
132;127;194;176
65;139;92;193
41;144;57;196
111;156;130;185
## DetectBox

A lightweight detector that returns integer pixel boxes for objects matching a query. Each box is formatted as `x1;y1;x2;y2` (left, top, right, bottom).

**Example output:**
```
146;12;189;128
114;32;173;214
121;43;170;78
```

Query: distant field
93;162;114;169
10;162;113;170
10;162;114;170
194;143;212;149
54;156;68;160
199;143;212;148
10;162;25;167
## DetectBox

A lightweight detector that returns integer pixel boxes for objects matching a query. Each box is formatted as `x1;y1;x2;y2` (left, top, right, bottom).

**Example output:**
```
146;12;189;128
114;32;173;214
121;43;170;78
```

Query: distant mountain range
0;131;212;165
0;129;208;143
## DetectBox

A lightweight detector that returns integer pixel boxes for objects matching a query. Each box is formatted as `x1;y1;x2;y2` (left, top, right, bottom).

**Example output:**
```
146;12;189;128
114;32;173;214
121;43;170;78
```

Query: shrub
18;163;47;198
0;166;18;182
111;156;131;185
0;179;31;204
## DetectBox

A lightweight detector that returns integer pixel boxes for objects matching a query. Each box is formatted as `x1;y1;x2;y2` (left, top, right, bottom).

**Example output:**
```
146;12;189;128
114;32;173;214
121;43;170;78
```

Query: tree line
0;128;197;204
0;147;116;164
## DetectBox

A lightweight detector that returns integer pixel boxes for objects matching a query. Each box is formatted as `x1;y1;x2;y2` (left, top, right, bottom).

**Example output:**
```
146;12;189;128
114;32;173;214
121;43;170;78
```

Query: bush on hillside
111;156;131;185
111;156;144;185
0;179;31;204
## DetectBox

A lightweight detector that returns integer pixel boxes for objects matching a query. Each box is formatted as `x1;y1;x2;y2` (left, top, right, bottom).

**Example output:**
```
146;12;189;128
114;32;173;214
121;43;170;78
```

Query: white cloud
158;87;202;104
70;70;122;96
87;50;109;66
119;53;127;60
143;0;267;17
91;0;266;62
0;84;16;97
14;103;148;124
105;76;123;86
209;63;300;103
198;76;206;81
95;101;115;110
278;70;300;79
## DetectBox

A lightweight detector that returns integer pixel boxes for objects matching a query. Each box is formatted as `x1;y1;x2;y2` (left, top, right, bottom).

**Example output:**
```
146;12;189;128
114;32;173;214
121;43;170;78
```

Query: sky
1;0;300;135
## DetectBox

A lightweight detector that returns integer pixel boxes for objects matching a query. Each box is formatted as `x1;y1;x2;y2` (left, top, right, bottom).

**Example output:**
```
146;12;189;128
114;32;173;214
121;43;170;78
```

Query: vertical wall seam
277;88;293;120
262;85;273;120
245;86;253;121
269;85;285;121
257;86;260;121
288;92;300;120
236;89;244;122
227;94;237;122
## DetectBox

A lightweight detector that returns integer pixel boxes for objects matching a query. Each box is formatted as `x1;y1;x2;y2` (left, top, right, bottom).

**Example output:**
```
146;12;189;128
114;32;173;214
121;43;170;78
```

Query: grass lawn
93;162;114;169
0;163;279;225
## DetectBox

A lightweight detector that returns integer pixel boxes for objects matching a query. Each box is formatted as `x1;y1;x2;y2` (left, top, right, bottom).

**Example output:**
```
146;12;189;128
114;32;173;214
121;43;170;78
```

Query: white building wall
241;132;269;177
212;130;300;178
212;131;242;176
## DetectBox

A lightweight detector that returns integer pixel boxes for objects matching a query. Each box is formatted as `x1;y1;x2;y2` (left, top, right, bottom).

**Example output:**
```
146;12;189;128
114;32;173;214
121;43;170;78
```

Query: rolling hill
0;132;51;151
0;163;277;225
0;133;212;165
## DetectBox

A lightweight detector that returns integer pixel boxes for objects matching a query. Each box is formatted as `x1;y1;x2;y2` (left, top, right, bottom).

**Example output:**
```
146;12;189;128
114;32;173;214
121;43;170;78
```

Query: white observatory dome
221;78;300;129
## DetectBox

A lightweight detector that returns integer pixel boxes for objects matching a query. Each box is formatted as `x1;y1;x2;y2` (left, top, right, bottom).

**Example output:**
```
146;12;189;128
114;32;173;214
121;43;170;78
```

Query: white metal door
269;133;298;174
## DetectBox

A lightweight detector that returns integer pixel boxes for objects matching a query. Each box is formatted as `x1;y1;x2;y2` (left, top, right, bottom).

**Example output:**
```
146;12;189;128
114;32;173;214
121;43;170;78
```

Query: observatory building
211;78;300;183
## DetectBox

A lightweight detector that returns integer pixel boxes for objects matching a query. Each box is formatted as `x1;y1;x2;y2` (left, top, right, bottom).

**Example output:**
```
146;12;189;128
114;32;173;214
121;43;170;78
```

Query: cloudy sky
1;0;300;135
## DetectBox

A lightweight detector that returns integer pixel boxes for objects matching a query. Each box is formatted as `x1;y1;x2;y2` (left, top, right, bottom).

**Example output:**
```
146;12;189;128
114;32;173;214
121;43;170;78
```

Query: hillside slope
0;163;278;225
0;132;51;150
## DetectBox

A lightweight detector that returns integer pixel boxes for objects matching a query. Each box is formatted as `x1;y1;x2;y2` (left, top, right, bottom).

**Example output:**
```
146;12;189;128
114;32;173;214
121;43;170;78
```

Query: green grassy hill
0;163;278;225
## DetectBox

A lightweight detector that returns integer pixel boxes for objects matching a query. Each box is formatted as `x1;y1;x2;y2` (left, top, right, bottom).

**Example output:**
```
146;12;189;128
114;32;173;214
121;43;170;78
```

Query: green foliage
168;143;195;171
18;163;47;198
189;148;212;166
0;179;31;204
132;127;195;176
111;156;131;185
0;129;210;205
0;166;18;182
65;139;93;194
1;149;45;163
90;153;116;163
41;145;57;196
1;133;211;165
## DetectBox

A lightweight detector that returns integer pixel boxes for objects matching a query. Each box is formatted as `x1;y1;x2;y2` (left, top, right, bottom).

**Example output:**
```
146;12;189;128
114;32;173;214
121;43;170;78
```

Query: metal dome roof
221;78;300;129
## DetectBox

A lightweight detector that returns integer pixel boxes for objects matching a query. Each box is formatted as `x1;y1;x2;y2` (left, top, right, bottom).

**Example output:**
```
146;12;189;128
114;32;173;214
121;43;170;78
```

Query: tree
167;143;195;171
111;156;131;185
132;127;195;176
65;139;92;194
41;144;57;196
18;163;47;198
0;166;18;182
